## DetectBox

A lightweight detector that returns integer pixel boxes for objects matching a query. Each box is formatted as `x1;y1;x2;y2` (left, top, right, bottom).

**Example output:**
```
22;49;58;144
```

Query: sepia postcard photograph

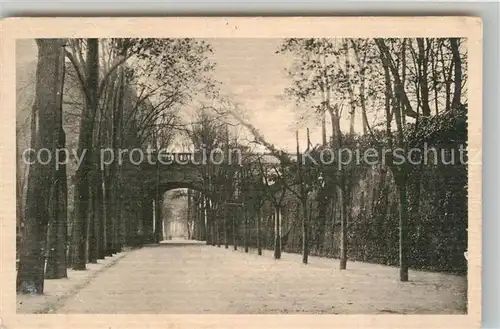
0;17;482;329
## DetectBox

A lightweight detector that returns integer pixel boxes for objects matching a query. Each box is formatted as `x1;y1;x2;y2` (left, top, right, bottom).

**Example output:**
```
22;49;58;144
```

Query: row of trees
16;38;215;294
186;106;466;274
183;37;467;281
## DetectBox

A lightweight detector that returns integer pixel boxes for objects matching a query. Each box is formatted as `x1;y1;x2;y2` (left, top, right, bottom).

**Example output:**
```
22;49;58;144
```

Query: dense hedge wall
228;107;467;274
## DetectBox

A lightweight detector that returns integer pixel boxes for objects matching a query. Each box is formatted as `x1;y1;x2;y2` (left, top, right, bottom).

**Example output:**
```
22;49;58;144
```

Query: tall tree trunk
375;39;417;118
100;78;113;257
417;38;431;116
104;169;113;255
343;40;356;135
216;203;221;247
210;208;216;246
199;195;206;241
397;174;409;282
397;41;410;282
274;206;281;259
348;100;356;135
154;160;163;243
17;39;64;293
224;203;229;248
378;38;412;282
244;207;249;253
297;131;309;264
111;67;125;253
103;76;115;255
205;197;211;245
315;191;327;253
360;82;369;134
450;38;462;110
44;151;68;279
45;45;68;279
328;103;348;270
324;197;333;254
232;205;237;251
71;38;99;270
223;125;231;248
256;205;262;255
96;171;106;259
386;39;410;282
91;103;104;259
116;163;125;252
439;45;453;112
242;165;249;253
329;198;337;255
154;195;163;243
143;198;154;243
431;42;441;115
301;200;309;264
196;194;202;240
338;184;348;270
351;39;370;134
321;111;327;146
87;186;98;263
192;196;198;241
88;102;103;262
187;190;192;239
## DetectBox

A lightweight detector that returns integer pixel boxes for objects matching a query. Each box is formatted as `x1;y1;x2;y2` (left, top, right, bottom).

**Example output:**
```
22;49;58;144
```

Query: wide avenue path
53;240;466;314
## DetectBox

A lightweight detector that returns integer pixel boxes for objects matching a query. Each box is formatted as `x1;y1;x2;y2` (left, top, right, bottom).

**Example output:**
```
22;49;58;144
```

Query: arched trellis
149;181;220;242
119;159;225;245
130;182;215;245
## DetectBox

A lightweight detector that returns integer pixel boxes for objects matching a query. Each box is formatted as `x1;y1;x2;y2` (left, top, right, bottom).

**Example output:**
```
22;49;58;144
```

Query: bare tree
17;39;66;293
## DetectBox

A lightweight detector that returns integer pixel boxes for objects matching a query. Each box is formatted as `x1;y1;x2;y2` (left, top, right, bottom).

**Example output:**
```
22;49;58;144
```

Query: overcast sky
206;38;306;152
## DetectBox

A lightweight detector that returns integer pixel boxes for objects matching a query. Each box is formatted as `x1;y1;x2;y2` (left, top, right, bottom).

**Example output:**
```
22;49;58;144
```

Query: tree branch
64;49;90;105
98;55;130;100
